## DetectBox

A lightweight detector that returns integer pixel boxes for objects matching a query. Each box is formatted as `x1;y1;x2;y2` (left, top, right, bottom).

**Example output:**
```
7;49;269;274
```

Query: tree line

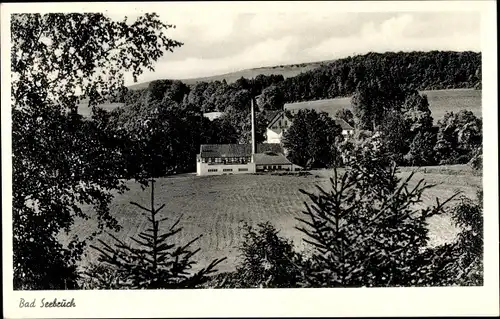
113;50;481;111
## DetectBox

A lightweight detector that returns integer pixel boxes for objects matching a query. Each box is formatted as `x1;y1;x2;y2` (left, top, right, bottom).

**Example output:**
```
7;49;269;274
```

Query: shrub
449;190;483;285
207;222;306;288
79;263;127;290
468;145;483;171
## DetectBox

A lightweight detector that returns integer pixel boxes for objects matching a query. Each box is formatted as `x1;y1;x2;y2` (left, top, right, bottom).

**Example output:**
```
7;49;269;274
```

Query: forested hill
111;51;481;114
279;50;481;103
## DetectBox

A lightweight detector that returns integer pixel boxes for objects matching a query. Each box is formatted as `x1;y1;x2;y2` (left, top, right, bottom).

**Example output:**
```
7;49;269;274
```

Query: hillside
127;60;327;90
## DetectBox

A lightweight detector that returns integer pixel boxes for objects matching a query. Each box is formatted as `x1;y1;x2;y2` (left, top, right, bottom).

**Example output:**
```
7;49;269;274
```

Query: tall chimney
251;97;256;160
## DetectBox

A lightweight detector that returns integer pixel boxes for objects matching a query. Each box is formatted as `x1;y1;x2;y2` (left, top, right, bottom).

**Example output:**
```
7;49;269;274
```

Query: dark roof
264;110;282;124
334;118;354;131
200;143;283;158
253;153;292;166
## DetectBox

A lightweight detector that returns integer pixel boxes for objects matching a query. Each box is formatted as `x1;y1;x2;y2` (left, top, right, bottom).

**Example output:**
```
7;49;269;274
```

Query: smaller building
253;151;294;172
203;111;225;121
334;118;355;136
265;110;355;144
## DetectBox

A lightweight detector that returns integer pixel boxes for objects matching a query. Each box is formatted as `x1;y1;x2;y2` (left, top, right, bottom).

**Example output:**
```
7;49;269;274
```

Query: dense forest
280;50;482;102
111;50;481;114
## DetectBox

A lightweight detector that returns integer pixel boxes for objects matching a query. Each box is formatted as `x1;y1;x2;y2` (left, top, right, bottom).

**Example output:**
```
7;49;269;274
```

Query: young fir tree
296;135;460;287
88;179;225;289
86;119;225;289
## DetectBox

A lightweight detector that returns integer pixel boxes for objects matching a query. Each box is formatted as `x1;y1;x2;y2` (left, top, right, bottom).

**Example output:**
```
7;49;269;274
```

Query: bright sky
105;5;481;85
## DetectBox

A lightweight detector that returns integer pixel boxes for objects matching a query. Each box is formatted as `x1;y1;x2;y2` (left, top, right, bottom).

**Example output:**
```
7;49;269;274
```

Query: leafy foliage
205;222;306;288
350;79;440;166
280;51;481;103
448;190;483;285
468;145;483;170
11;12;182;290
296;136;460;287
88;180;225;289
282;109;343;169
351;78;409;131
434;110;482;165
404;130;438;166
79;263;128;290
257;84;285;111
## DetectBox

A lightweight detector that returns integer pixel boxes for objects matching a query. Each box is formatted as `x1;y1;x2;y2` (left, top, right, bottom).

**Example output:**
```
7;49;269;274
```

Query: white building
196;143;295;176
203;111;225;121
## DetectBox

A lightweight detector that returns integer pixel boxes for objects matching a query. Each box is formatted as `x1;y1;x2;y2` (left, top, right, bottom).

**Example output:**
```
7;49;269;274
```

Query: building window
223;168;233;172
208;169;218;172
278;165;282;169
238;168;248;172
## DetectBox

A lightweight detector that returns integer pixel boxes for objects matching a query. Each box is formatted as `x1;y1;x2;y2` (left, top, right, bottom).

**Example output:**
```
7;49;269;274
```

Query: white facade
266;128;283;144
196;162;256;176
266;112;290;144
342;129;354;136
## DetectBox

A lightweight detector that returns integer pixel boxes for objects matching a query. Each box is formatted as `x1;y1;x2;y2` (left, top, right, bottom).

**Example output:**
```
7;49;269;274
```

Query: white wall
197;162;256;176
266;128;282;144
342;129;355;137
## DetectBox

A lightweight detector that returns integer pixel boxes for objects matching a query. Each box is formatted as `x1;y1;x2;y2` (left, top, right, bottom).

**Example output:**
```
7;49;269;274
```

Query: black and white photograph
2;1;498;318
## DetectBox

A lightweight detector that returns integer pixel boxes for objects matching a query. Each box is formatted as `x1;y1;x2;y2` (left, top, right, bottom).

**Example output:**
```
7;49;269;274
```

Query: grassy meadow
62;165;482;274
285;88;482;123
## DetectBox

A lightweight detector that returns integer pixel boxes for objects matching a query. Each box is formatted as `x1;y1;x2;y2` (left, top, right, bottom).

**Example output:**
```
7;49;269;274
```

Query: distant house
196;143;297;175
265;110;354;144
265;111;293;144
334;118;355;136
203;111;225;121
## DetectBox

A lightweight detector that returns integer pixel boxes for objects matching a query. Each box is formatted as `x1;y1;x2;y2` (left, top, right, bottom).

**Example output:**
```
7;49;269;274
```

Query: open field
61;165;482;274
76;101;125;118
285;89;482;123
